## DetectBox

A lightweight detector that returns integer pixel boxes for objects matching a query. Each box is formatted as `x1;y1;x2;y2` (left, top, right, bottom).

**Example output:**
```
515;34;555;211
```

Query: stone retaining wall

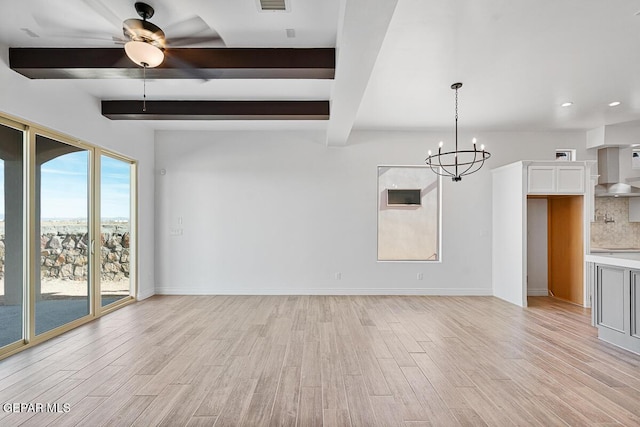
0;232;130;281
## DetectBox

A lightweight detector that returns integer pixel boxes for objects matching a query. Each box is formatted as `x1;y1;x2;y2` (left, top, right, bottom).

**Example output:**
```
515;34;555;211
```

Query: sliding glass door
0;115;137;359
100;154;133;307
35;134;91;335
0;121;25;349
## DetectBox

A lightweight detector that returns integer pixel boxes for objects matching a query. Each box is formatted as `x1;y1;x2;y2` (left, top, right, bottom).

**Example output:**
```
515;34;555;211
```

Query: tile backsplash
591;197;640;248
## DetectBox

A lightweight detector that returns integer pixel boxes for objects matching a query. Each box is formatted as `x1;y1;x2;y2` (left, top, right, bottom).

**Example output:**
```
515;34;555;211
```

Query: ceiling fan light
124;40;164;68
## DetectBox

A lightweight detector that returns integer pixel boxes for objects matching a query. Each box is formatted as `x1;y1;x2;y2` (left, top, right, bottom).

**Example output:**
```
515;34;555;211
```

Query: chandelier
425;82;491;181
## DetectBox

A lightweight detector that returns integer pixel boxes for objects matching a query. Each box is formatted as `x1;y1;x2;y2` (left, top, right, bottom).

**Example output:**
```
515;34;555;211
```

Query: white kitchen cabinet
527;166;555;193
593;263;640;354
596;265;627;335
632;271;640;342
557;165;585;192
527;164;584;194
587;261;596;325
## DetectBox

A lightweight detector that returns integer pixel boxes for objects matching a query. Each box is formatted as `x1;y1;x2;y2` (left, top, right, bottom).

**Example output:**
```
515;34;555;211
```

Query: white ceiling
356;0;640;132
2;0;640;140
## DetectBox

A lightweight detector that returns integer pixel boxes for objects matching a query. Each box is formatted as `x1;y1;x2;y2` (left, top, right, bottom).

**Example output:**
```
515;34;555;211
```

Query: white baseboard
137;288;156;300
527;289;549;296
154;286;493;296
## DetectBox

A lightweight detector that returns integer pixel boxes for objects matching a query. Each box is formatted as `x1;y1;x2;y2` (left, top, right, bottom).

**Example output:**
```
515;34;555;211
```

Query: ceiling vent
259;0;287;11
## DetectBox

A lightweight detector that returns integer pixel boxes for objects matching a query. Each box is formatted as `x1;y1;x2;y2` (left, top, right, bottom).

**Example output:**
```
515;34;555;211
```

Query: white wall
527;198;549;296
154;128;592;295
0;46;156;300
491;162;526;306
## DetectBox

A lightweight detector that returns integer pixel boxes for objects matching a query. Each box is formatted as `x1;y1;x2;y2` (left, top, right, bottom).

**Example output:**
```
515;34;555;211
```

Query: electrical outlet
335;272;342;280
417;273;424;280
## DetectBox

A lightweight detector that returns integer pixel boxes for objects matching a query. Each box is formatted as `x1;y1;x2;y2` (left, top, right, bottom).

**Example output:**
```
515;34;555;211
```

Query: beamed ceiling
101;100;330;120
9;47;335;122
3;0;640;145
9;47;335;80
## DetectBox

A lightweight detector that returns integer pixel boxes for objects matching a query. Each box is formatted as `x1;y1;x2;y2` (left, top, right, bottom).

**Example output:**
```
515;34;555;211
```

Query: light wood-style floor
1;295;640;426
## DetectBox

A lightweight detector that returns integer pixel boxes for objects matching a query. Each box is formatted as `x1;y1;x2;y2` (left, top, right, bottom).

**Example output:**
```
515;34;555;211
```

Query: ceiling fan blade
55;33;119;42
31;13;120;42
163;52;213;81
82;0;123;30
33;6;125;45
166;35;225;47
32;13;97;36
163;15;225;46
112;55;136;68
163;16;210;38
32;30;116;42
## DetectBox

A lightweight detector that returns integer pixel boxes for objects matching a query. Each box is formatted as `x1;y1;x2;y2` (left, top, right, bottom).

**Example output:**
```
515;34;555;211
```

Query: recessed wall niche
377;166;440;261
386;189;422;206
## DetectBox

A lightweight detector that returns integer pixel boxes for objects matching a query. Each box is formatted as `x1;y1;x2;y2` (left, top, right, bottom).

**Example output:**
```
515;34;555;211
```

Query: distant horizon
0;152;131;219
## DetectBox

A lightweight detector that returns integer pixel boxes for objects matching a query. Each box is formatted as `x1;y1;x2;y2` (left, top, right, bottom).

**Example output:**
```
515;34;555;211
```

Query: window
0;119;25;350
35;134;91;335
100;154;134;308
377;166;441;261
0;114;137;359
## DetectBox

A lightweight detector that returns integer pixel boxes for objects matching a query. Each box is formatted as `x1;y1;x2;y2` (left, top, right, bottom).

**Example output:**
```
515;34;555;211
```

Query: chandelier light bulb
472;137;477;145
481;144;485;151
428;150;432;156
439;141;444;148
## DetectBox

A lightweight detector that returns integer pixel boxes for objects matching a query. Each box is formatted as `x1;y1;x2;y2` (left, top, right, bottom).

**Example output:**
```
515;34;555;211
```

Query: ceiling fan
35;0;225;69
121;2;168;67
115;1;225;69
72;0;225;109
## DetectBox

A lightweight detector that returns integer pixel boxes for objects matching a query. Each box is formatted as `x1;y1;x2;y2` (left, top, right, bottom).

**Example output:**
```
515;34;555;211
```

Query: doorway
527;195;584;305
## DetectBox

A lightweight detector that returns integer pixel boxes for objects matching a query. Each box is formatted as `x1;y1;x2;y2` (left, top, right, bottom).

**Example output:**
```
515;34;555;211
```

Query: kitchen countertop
590;248;640;253
585;252;640;269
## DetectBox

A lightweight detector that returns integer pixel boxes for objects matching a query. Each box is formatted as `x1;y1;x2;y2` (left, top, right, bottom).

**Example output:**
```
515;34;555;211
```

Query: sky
0;152;130;220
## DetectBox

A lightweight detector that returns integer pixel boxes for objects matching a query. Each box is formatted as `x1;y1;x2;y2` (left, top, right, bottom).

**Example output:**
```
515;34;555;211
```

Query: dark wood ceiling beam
101;100;330;120
9;48;335;79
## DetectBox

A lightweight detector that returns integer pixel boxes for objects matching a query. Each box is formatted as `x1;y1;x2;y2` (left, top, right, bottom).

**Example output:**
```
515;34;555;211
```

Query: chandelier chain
454;84;459;154
455;86;458;121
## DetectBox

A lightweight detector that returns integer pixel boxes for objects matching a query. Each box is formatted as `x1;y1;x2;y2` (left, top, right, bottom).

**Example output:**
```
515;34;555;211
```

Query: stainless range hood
595;147;640;197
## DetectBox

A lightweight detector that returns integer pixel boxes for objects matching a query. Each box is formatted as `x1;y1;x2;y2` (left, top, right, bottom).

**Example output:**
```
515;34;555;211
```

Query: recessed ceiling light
609;101;621;107
561;102;573;107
